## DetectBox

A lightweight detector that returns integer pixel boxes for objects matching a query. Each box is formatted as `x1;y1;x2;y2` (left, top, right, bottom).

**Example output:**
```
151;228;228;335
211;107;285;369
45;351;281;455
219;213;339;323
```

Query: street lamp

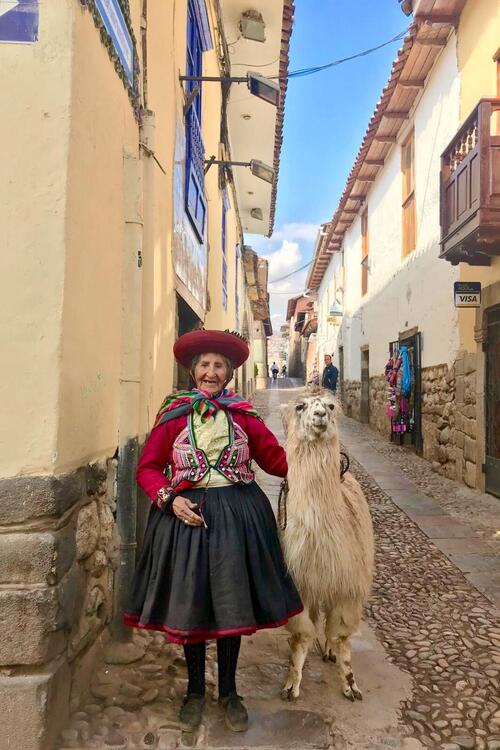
180;71;280;107
204;158;274;183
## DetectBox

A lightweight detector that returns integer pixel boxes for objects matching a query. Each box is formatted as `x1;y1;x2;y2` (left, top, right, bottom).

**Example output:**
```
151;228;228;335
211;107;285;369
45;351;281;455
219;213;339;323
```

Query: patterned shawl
153;389;262;428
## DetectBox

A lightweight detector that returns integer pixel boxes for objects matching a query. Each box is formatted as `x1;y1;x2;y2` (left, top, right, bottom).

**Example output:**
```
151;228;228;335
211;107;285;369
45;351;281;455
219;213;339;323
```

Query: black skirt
123;482;303;644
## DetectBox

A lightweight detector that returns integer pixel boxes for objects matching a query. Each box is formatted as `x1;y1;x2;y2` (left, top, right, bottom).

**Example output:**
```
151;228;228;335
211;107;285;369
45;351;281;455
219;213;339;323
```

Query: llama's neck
286;431;342;498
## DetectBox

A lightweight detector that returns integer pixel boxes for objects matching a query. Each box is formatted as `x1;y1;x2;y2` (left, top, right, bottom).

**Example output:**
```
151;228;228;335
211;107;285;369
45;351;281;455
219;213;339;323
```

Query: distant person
271;362;279;381
321;354;338;393
281;364;287;378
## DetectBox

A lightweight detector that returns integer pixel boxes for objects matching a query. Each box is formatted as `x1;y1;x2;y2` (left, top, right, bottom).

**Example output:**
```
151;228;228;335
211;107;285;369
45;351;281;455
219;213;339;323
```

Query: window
361;209;368;296
185;0;207;240
401;132;416;257
221;188;229;310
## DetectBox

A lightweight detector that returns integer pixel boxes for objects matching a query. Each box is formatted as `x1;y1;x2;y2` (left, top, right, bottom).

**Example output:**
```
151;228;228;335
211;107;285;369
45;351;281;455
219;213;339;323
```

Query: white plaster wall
317;250;344;367
336;36;460;380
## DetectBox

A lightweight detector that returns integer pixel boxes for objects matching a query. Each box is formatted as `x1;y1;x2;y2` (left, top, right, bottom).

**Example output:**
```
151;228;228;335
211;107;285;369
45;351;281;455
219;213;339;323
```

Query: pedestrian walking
281;364;287;378
321;353;339;393
270;361;279;381
124;330;302;733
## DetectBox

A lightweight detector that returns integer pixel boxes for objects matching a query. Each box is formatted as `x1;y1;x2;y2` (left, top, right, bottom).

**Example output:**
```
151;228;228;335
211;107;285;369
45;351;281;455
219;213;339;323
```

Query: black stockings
183;641;206;696
183;636;241;698
216;635;241;698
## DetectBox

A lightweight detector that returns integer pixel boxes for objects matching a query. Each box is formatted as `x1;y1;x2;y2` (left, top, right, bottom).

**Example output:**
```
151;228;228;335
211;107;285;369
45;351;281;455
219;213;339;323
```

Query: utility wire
265;28;407;81
269;260;312;284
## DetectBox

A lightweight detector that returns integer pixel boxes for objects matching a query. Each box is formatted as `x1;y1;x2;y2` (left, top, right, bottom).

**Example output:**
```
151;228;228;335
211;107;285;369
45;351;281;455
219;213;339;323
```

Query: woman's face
193;352;229;394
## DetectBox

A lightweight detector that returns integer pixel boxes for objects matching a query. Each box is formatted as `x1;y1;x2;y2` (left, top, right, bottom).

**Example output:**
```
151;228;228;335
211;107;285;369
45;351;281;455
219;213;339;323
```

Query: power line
268;28;408;81
269;260;311;284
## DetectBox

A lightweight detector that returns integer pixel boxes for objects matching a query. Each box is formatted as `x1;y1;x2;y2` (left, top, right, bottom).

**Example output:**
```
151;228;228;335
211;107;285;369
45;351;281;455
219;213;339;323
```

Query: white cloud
271;222;319;243
264;240;302;283
246;221;319;332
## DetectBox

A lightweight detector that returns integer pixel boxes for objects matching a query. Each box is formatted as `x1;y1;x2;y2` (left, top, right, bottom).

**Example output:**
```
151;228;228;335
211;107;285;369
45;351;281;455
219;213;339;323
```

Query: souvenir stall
385;334;423;452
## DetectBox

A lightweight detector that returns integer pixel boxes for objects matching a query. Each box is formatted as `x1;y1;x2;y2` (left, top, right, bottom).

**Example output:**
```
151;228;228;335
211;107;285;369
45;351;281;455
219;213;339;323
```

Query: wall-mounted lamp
204;158;274;183
250;208;263;220
180;71;279;108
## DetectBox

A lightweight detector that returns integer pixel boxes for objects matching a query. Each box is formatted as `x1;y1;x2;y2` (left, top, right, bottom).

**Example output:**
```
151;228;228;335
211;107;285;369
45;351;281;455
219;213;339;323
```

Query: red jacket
137;412;287;507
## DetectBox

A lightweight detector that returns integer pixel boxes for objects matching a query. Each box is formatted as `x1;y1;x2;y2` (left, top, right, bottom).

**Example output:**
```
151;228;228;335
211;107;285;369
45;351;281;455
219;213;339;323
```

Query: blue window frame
185;0;207;240
221;189;229;310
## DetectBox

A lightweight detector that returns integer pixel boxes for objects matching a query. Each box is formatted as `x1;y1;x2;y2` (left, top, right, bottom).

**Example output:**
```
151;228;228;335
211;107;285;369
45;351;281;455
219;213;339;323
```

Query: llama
280;386;374;701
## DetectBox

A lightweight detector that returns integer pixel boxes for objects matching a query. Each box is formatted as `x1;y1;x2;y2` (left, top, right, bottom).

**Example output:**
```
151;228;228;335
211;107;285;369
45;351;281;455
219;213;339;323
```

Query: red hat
173;329;250;369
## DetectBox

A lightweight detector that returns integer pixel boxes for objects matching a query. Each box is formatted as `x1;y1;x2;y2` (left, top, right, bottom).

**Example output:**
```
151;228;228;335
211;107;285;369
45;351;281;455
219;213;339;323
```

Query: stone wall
420;353;478;487
345;354;479;491
421;363;456;480
0;458;119;749
342;379;361;421
369;375;388;435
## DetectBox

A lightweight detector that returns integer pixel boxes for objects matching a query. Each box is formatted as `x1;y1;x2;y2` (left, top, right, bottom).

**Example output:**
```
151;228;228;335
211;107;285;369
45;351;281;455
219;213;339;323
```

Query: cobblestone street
58;384;500;750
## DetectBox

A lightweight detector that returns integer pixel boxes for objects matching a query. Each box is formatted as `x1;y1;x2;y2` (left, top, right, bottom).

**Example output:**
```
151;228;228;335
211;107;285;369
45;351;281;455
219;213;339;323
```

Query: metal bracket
183;85;200;118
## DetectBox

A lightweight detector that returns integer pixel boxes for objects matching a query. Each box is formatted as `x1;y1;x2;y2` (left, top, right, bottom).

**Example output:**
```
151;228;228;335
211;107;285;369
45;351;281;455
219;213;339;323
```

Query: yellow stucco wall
457;0;500;353
56;3;141;472
1;0;253;478
0;2;73;477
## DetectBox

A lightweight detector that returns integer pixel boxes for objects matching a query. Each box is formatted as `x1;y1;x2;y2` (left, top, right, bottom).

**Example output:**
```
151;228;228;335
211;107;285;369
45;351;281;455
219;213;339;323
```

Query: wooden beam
364;159;384;166
374;135;397;143
383;110;410;119
398;78;425;88
348;193;366;200
357;175;376;182
415;13;459;25
341;209;358;215
416;36;447;47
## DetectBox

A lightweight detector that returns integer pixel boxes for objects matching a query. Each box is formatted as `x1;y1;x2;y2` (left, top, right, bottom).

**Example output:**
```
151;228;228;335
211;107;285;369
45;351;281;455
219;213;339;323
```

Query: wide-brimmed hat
173;329;250;369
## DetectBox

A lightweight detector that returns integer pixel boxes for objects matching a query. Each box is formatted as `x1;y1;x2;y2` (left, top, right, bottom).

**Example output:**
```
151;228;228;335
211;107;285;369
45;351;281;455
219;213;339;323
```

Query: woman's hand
172;496;203;526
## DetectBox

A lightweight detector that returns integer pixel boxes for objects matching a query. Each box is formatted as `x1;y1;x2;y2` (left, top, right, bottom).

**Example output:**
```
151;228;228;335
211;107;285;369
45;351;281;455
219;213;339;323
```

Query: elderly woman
124;329;302;733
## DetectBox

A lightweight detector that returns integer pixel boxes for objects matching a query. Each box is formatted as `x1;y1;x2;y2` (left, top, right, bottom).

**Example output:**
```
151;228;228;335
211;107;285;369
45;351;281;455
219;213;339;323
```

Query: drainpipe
112;149;144;641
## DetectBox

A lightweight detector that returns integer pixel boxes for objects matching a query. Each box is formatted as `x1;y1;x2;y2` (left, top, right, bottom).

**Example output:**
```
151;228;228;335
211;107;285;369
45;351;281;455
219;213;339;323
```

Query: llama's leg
324;604;363;701
282;612;315;701
308;603;324;658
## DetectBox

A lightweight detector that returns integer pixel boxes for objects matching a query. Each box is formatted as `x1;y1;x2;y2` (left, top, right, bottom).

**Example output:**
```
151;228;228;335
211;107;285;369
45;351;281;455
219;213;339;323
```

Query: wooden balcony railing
440;98;500;265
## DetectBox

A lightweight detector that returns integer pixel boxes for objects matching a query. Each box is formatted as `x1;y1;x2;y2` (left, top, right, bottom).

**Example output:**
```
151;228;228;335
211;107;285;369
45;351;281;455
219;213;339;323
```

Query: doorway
360;347;370;424
485;305;500;497
389;332;423;453
176;294;202;390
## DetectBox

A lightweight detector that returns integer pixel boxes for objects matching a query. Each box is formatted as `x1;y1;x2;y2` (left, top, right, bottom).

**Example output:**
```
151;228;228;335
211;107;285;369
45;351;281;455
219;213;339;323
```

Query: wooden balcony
440;99;500;265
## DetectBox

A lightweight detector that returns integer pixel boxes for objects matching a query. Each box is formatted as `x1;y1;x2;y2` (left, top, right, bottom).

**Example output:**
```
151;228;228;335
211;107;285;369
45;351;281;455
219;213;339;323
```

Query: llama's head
287;386;339;442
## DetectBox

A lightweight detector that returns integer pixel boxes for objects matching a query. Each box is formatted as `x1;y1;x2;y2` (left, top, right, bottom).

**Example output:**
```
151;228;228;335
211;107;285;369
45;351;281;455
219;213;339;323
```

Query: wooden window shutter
401;132;416;257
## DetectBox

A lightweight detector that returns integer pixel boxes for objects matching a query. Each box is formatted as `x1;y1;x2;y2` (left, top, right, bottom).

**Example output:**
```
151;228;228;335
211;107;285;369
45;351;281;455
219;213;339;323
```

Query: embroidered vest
169;413;255;489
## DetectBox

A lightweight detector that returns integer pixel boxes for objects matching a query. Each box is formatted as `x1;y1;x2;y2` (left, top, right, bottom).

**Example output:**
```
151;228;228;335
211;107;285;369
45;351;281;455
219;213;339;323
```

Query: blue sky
248;0;409;328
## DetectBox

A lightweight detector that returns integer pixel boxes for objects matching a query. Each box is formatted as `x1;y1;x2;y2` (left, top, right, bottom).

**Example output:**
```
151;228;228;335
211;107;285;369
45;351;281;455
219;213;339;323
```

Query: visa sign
454;281;481;308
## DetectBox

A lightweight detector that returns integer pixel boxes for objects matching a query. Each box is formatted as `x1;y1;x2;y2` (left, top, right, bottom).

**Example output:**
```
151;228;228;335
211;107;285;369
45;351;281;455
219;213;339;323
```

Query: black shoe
219;693;248;732
179;693;205;731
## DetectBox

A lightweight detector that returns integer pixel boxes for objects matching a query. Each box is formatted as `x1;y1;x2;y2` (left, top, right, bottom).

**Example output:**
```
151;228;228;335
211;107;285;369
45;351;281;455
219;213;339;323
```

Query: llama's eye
328;403;335;410
295;403;304;412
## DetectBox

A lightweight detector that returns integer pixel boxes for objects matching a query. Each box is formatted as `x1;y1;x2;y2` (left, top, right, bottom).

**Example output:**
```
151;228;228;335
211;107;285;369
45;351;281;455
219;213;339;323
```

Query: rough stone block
0;659;71;750
76;501;100;561
464;461;477;488
0;523;76;587
464;436;477;463
455;431;464;449
463;416;477;439
464;352;477;376
455;356;464;376
0;471;85;525
439;427;451;445
0;587;66;666
455;377;465;404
